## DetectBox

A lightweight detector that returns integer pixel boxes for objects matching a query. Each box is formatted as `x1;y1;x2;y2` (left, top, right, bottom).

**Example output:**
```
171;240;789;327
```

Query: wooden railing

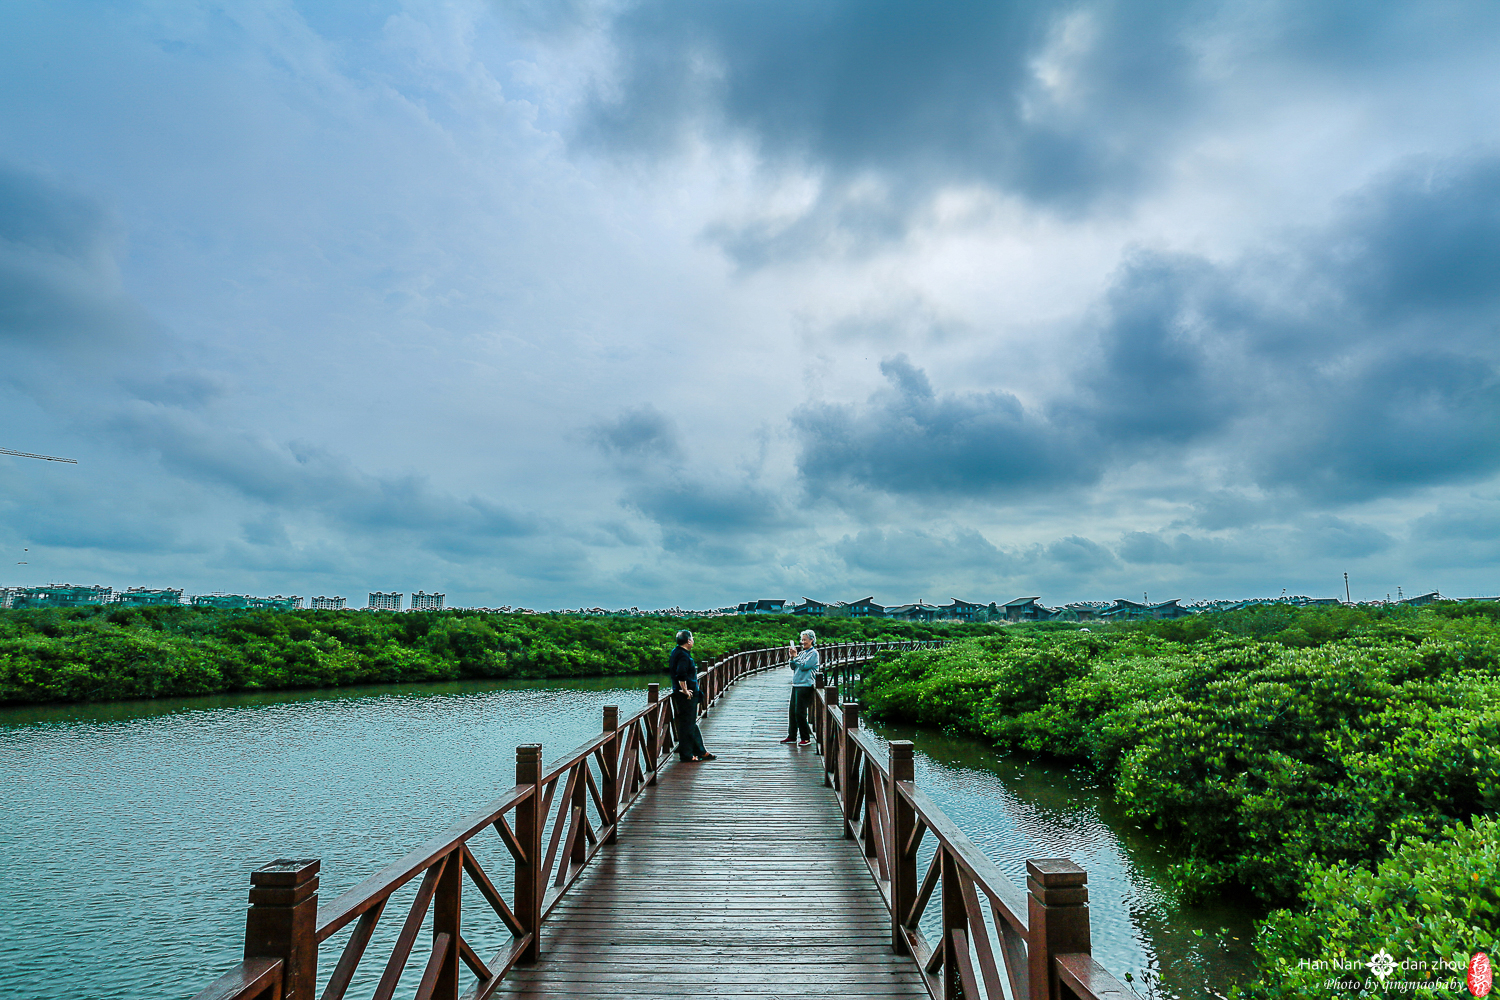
188;639;934;1000
812;671;1135;1000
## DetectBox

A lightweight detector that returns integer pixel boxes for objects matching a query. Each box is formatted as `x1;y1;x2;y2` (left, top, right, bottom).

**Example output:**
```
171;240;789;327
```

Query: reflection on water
865;722;1262;1000
2;676;1259;1000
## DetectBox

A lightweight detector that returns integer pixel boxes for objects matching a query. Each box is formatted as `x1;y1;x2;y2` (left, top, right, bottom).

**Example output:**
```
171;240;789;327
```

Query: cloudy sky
2;1;1498;609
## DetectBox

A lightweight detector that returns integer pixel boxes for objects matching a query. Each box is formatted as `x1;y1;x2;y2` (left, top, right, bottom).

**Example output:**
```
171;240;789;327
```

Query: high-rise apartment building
367;592;403;611
411;591;445;611
311;596;346;610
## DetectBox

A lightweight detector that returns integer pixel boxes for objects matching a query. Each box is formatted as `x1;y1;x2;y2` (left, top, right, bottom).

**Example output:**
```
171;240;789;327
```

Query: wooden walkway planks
494;667;929;1000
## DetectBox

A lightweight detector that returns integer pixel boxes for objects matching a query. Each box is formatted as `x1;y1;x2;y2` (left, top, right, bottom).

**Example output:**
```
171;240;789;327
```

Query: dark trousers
787;685;814;740
673;693;707;761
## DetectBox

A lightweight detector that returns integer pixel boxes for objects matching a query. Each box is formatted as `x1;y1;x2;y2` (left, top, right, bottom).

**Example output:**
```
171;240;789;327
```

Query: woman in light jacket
780;629;819;746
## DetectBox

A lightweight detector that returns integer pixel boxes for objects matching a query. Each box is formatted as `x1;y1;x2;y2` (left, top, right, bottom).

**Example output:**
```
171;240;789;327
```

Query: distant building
310;596;346;610
9;584;113;609
114;587;184;607
368;592;403;611
411;591;445;611
191;593;302;611
887;602;939;622
192;593;252;610
1399;592;1442;607
257;595;303;611
737;599;786;614
938;599;982;621
840;597;886;618
791;598;828;616
1057;602;1109;621
1002;597;1046;621
1100;599;1149;620
1145;600;1193;620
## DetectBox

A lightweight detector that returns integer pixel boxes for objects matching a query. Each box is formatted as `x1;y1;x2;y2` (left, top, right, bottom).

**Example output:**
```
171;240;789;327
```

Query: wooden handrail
187;638;976;1000
814;658;1137;1000
316;785;532;941
191;957;283;1000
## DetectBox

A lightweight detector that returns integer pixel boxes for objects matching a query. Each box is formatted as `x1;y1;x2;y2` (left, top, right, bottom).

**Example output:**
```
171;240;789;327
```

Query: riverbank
859;601;1500;997
0;606;1000;705
2;670;1257;1000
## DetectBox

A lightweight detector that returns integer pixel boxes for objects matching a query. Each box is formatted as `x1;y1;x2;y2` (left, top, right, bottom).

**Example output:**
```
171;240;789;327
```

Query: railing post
645;684;660;780
889;741;916;956
515;744;543;965
1026;859;1090;1000
840;702;859;839
433;846;461;1000
813;672;826;750
941;847;964;1000
603;705;620;844
824;686;840;788
244;859;319;1000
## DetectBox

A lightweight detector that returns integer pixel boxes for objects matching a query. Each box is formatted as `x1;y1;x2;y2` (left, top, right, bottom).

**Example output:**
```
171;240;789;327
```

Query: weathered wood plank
491;668;927;999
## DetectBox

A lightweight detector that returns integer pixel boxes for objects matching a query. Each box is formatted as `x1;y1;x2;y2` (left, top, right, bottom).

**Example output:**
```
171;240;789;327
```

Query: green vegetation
0;605;1000;705
859;602;1500;995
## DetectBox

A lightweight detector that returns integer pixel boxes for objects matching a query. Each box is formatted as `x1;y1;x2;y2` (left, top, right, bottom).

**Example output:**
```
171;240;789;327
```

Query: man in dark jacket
668;630;714;761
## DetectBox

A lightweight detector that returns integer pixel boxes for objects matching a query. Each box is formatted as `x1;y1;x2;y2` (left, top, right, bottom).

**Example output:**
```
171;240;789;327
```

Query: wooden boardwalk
494;668;929;1000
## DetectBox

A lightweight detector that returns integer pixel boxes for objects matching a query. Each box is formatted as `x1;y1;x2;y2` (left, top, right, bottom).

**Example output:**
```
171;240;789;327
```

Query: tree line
0;605;1001;705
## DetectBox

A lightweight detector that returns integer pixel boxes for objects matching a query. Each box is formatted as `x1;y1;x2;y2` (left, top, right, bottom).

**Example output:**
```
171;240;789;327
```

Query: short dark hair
675;629;693;646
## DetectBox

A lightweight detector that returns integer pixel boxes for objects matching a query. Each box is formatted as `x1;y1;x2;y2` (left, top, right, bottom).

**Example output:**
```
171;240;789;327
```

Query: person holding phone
669;630;715;762
780;629;819;746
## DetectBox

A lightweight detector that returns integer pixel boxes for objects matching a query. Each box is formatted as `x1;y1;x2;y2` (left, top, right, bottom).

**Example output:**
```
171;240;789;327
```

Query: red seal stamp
1470;952;1493;997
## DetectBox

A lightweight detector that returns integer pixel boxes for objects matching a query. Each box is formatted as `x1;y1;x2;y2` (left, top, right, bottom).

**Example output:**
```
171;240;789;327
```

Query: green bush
863;603;1500;902
862;603;1500;994
1251;815;1500;997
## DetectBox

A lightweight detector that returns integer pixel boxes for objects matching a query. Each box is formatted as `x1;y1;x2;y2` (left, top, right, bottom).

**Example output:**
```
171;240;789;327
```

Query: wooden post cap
516;744;542;762
1026;859;1086;885
603;705;618;730
888;740;915;759
1026;858;1088;905
249;860;319;886
248;860;319;906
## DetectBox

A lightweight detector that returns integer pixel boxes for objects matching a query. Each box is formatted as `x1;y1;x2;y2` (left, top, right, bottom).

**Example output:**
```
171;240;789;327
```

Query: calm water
1;677;1257;1000
863;723;1260;999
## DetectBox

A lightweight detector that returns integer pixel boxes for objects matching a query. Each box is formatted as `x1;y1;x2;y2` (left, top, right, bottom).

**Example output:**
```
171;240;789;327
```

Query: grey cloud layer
578;0;1500;262
793;157;1500;508
4;2;1499;608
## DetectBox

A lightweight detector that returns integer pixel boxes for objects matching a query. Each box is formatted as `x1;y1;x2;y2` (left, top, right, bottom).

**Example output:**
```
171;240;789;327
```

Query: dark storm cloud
1328;158;1500;325
586;404;682;459
0;162;147;354
793;353;1096;498
1072;251;1244;445
802;156;1500;510
1291;516;1393;560
1045;535;1118;573
579;0;1205;258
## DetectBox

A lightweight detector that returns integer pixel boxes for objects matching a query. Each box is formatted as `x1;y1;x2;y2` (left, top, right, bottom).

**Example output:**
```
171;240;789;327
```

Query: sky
2;0;1498;610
